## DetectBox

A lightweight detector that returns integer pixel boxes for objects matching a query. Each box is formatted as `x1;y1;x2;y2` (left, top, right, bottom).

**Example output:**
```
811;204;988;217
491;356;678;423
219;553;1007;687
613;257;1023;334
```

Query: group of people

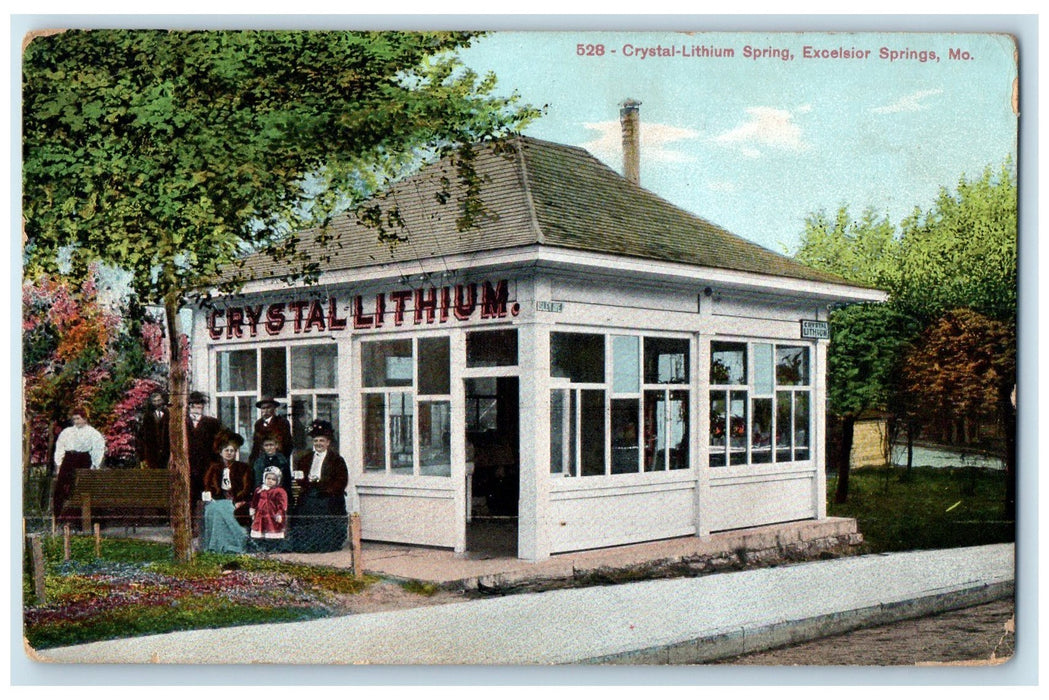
52;391;349;554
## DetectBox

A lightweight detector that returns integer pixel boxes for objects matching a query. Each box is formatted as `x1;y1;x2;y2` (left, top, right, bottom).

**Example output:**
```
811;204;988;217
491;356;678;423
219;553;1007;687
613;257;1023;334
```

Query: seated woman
290;420;348;553
200;431;253;553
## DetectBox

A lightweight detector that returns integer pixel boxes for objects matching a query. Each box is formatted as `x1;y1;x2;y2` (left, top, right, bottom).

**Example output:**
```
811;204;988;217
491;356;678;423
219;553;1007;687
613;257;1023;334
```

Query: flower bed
23;536;370;650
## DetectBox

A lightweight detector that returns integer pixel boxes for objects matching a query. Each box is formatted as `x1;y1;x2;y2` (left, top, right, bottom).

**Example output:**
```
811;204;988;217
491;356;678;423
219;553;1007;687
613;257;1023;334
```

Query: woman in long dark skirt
290;420;348;553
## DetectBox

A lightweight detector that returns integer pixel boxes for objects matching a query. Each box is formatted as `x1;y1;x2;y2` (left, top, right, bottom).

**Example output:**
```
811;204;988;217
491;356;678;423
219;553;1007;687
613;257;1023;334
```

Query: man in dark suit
186;391;222;510
137;391;170;469
248;396;294;465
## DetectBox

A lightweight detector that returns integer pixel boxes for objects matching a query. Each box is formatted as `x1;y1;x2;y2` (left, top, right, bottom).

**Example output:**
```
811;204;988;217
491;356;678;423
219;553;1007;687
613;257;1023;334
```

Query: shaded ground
710;598;1015;666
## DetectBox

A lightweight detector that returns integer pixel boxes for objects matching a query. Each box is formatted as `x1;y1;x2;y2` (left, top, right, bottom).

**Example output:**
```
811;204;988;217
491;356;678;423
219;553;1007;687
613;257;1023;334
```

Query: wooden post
94;522;101;558
350;512;363;580
51;515;56;536
63;524;71;561
27;534;46;605
81;494;92;534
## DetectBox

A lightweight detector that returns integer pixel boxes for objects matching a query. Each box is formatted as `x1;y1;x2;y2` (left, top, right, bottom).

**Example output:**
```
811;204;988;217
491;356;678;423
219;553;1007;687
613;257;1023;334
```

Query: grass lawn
828;466;1014;553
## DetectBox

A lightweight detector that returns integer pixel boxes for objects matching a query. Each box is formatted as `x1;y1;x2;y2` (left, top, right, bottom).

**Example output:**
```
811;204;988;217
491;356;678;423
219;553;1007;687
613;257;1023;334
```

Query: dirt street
710;599;1015;666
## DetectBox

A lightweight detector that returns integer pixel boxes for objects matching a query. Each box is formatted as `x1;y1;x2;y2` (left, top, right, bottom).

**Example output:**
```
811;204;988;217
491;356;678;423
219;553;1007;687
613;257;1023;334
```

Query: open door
464;376;519;557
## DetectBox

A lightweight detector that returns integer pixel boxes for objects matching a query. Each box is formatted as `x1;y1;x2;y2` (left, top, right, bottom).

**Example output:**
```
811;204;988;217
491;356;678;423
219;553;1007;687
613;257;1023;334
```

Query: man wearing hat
137;390;170;469
186;391;223;517
290;419;348;552
248;395;293;465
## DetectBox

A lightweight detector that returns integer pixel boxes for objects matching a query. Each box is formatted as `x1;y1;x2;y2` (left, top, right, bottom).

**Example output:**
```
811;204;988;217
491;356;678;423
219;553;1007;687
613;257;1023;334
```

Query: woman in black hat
200;430;252;553
289;419;348;552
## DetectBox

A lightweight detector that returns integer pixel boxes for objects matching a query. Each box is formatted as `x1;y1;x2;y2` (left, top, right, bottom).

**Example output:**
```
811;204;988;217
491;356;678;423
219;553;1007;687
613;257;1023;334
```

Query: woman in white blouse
52;407;106;523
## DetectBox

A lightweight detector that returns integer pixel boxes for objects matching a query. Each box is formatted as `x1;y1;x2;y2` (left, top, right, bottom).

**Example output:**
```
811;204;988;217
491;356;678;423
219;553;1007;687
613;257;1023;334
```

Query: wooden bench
66;470;170;532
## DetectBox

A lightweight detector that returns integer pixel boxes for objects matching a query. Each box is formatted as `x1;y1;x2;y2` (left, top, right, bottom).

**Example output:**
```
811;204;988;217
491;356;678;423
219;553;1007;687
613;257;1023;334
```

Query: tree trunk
834;414;857;504
165;296;194;563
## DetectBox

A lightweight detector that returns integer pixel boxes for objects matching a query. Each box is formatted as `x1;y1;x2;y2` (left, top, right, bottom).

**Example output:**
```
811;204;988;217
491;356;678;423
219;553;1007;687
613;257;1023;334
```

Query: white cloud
712;106;809;157
872;89;943;114
581;120;700;165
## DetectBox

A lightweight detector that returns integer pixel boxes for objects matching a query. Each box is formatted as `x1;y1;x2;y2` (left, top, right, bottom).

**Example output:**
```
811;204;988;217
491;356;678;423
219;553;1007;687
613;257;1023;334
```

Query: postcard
18;25;1021;677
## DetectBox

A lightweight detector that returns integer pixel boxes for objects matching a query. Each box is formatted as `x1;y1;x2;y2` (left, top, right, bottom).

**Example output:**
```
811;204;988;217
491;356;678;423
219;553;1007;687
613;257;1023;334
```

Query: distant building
191;111;884;561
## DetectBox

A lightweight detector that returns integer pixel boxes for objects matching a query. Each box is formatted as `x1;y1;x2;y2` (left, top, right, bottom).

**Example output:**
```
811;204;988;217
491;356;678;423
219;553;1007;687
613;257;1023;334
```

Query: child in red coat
249;466;288;551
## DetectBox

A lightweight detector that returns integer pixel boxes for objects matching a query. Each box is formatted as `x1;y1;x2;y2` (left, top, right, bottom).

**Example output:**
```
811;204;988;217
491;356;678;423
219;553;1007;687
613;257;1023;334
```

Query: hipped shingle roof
243;136;851;286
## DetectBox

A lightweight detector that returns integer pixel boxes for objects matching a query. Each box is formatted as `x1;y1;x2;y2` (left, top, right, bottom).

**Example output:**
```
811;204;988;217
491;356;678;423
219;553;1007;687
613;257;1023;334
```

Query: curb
582;580;1014;664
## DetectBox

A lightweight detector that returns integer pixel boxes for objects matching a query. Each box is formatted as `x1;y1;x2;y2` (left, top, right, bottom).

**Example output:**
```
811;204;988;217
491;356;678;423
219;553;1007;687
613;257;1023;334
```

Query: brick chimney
620;99;642;186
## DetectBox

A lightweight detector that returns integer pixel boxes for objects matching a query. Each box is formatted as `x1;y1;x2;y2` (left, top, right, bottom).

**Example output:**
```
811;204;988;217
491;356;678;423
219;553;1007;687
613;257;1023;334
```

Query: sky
458;31;1018;255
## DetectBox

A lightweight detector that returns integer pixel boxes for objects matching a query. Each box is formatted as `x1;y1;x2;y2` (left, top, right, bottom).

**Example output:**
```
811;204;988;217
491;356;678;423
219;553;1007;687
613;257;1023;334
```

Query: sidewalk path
33;544;1013;665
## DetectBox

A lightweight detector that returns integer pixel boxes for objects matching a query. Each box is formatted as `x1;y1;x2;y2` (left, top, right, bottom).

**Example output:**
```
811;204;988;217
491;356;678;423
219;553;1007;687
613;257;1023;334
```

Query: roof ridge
511;136;546;245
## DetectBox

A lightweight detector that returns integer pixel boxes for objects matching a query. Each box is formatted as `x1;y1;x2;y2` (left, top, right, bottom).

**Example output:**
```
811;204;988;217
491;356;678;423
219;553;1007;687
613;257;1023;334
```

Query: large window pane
776;391;793;462
550;390;569;476
669;391;689;470
611;398;640;474
643;391;664;472
612;335;640;394
794;391;811;461
389;392;414;474
710;392;727;468
260;347;287;398
644;337;689;384
419;401;451;476
776;346;809;386
729;391;748;465
710;342;746;385
218;350;256;392
418;337;450;396
363;395;386;471
551;333;605;384
753;344;773;395
580;390;606;476
291;344;337;389
751;398;773;464
362;339;412;388
217;397;235;439
466;329;518;367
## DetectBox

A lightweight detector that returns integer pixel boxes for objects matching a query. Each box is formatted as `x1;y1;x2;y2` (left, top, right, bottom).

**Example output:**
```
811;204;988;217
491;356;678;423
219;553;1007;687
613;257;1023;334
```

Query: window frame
708;339;813;470
359;333;453;479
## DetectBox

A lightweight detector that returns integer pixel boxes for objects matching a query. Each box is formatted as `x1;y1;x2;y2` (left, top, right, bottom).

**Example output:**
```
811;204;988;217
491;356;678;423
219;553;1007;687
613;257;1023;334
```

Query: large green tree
796;161;1017;508
22;29;537;560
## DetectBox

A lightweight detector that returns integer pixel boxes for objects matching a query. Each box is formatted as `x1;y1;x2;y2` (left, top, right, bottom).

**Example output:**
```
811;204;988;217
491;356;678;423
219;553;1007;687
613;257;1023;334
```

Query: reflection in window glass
669;391;689;470
419;402;451;476
612;336;640;394
730;391;748;465
776;392;793;462
776;346;809;385
644;337;689;384
261;347;287;398
389;393;414;474
551;333;605;384
710;393;727;468
466;329;518;367
751;398;773;464
580;390;605;476
550;390;570;475
362;339;412;388
218;350;256;392
611;399;640;474
418;337;450;396
291;344;337;389
794;392;810;461
710;342;746;385
363;395;385;471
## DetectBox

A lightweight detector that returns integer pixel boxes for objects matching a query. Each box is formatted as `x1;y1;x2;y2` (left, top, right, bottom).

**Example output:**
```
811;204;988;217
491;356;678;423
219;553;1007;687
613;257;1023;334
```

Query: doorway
464;376;519;557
